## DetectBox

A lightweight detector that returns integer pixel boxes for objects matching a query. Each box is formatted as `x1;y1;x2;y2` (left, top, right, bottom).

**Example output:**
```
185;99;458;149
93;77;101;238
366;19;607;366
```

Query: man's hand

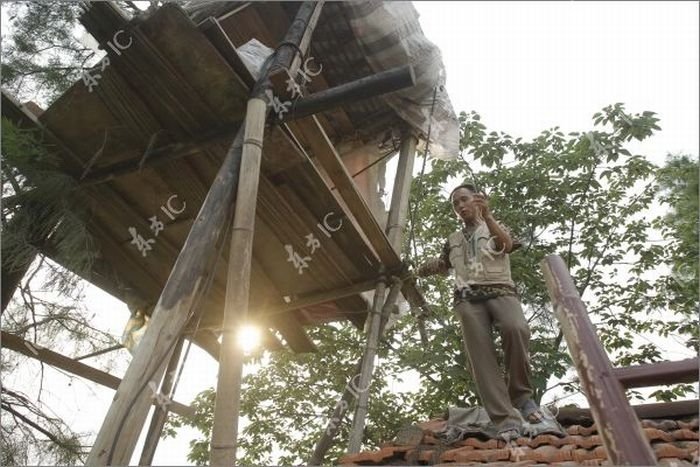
471;193;493;220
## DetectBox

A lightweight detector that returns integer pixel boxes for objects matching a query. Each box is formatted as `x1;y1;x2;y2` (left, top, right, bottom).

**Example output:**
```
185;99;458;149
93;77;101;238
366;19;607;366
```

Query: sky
2;1;699;465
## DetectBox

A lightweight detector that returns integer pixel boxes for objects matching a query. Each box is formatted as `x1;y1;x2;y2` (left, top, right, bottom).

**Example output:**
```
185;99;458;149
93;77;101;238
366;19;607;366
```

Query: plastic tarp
342;1;460;160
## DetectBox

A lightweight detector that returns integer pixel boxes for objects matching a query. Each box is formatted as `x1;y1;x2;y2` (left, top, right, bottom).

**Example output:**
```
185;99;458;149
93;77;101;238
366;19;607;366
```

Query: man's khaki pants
454;295;534;429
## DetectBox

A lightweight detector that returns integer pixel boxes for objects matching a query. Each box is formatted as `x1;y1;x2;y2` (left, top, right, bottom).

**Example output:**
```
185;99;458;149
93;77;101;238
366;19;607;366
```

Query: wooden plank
79;129;233;186
199;17;255;89
613;358;699;389
556;399;700;425
137;4;248;123
386;132;417;248
541;255;656;466
287;116;401;270
246;227;317;353
0;331;193;418
272;152;379;277
264;279;376;317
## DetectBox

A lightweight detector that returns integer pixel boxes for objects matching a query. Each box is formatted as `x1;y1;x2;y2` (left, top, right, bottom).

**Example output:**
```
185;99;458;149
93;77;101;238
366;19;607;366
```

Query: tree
1;118;125;464
166;104;697;464
0;1;165;105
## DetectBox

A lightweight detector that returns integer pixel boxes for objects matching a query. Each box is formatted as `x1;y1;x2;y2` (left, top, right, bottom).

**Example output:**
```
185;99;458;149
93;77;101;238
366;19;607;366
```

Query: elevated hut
2;1;458;464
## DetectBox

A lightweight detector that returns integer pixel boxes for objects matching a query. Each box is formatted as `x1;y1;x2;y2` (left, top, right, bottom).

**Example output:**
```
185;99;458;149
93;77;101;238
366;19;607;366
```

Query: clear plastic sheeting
342;1;460;160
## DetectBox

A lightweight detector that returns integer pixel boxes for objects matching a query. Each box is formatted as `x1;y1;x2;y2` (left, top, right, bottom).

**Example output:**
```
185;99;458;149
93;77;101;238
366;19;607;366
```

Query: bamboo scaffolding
208;3;325;465
309;132;418;464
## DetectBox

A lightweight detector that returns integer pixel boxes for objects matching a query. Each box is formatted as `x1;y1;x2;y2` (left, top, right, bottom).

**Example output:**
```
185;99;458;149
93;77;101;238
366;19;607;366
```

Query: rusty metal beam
541;255;657;466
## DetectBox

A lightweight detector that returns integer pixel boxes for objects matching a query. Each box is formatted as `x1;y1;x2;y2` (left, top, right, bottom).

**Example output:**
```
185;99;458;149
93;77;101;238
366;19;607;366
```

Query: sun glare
237;324;261;354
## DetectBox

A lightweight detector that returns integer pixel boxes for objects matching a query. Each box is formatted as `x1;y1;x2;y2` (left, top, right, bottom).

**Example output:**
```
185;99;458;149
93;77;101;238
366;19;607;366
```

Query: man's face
451;187;477;223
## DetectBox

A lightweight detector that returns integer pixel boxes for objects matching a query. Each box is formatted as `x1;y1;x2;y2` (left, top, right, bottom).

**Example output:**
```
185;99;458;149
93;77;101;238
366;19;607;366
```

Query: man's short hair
449;183;478;200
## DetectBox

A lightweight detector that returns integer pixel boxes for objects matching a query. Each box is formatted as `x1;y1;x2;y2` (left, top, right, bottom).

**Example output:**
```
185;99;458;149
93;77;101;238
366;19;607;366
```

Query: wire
409;83;439;263
405;82;439;347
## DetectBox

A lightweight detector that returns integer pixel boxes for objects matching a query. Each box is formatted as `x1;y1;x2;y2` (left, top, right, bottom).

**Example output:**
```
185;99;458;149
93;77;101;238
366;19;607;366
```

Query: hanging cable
403;81;440;347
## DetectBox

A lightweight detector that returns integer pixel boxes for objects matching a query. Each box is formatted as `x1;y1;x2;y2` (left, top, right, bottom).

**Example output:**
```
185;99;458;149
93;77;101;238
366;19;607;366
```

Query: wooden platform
2;3;417;355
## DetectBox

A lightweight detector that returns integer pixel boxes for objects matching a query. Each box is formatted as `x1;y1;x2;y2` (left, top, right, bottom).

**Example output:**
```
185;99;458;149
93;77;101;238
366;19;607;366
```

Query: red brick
678;418;699;430
452;448;510;463
529;434;564;448
571;446;608;463
655;443;690;459
440;446;475;462
338;447;395;465
644;427;674;442
671;429;700;441
457;437;504;449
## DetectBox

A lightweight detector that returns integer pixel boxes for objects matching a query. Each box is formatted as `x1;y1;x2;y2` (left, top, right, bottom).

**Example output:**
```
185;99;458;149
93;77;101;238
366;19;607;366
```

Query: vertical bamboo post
309;277;402;464
386;131;417;248
209;98;266;466
138;337;184;466
347;130;419;453
86;126;246;466
540;255;657;465
208;3;324;465
347;272;387;454
309;130;418;463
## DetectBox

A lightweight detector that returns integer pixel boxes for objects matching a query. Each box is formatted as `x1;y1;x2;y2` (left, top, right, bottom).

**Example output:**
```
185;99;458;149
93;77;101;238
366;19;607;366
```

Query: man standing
416;183;544;439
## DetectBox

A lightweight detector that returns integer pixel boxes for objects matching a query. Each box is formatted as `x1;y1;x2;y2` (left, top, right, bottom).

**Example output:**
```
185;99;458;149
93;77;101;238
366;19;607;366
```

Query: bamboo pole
349;133;418;453
347;277;405;454
281;65;415;122
138;337;185;466
308;278;402;465
346;274;387;454
540;255;657;465
386;131;417;252
86;125;245;466
612;357;699;388
208;97;266;466
209;3;325;465
308;130;418;464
